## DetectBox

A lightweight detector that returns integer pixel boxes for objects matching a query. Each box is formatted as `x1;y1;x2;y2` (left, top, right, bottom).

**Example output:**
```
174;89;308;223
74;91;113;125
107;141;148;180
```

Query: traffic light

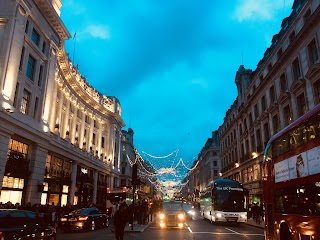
132;163;138;185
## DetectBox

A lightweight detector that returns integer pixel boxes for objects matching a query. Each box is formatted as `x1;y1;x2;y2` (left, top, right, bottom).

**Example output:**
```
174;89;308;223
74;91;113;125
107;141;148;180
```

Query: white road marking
225;227;240;234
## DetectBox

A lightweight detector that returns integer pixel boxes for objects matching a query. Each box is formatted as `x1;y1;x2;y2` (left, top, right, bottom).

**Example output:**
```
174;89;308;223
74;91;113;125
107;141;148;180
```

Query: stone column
79;107;86;150
69;162;77;205
62;96;70;139
25;144;48;205
70;102;78;144
110;174;114;190
93;171;98;204
0;131;11;191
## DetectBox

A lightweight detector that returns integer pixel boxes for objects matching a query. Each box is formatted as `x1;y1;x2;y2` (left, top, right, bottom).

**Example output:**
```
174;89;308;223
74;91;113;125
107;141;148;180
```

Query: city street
57;212;264;240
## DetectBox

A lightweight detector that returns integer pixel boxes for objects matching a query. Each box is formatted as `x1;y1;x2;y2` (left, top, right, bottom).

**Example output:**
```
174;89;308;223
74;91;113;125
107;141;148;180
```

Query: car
0;209;56;240
158;201;187;229
60;207;109;232
182;203;195;220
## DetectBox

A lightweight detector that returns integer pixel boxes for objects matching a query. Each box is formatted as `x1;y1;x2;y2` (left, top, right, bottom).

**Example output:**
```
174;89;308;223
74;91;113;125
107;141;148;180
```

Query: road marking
191;232;264;236
225;227;240;234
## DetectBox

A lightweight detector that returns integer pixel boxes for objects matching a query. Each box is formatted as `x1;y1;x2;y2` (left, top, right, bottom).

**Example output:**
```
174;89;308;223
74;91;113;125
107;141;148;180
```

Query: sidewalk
245;218;265;229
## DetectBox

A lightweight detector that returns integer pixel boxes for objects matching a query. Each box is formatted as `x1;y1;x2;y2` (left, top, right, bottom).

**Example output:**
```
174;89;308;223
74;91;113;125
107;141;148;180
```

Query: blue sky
60;0;294;167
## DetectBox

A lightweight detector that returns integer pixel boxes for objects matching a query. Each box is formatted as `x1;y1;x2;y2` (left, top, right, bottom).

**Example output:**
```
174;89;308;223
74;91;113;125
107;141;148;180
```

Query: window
297;93;307;117
256;129;261;151
213;170;218;176
267;62;272;72
280;73;287;93
254;104;259;119
26;55;36;80
277;48;283;60
308;39;319;65
270;85;276;103
263;122;269;145
261;95;266;112
303;8;311;23
13;83;19;107
19;47;25;71
272;114;280;134
33;97;39;119
283;105;292;125
25;20;29;34
20;89;30;114
289;31;295;44
292;58;301;80
314;81;320;104
92;133;96;145
213;161;217;166
31;29;40;46
251;134;255;151
42;41;46;54
101;137;105;148
38;65;43;87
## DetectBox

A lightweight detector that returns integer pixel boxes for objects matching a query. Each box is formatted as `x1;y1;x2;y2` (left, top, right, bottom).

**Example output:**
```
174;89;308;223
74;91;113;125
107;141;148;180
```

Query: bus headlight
159;213;166;220
178;213;185;220
216;213;222;218
240;214;246;219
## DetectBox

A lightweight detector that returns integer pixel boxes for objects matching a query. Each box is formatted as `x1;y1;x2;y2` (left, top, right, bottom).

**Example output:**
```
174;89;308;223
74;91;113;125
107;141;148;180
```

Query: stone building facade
0;0;125;206
219;0;320;204
181;131;221;202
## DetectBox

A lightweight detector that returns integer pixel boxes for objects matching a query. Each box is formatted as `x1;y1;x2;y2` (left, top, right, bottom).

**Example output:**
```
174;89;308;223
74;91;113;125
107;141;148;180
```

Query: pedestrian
114;202;128;240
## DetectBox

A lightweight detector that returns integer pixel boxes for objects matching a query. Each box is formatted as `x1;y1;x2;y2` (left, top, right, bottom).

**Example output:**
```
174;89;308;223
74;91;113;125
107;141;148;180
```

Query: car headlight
159;213;166;220
216;213;222;218
187;210;194;215
178;213;185;220
240;214;246;219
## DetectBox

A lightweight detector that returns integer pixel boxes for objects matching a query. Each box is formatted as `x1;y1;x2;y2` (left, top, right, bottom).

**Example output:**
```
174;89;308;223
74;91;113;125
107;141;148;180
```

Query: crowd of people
248;203;264;224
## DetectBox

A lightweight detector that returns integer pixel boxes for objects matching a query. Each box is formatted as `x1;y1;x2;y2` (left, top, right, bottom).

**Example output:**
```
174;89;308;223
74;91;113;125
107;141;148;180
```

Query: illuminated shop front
75;165;94;206
0;140;29;204
41;154;72;206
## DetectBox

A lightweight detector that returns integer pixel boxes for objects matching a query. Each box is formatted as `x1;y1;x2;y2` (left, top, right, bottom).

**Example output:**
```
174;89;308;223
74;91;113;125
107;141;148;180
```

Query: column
45;48;59;131
93;171;98;204
1;3;28;103
69;162;77;205
25;144;48;205
70;102;78;144
97;120;102;159
89;114;94;153
79;107;86;150
62;96;70;139
0;131;11;191
56;90;64;132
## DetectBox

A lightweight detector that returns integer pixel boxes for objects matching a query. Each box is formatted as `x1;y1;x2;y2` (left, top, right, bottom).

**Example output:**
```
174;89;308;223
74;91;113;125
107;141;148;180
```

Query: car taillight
78;216;88;221
60;217;68;222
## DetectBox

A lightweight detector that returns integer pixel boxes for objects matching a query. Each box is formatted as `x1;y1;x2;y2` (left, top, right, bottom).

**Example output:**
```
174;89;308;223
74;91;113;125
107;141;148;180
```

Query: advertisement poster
307;146;320;175
275;147;320;183
275;160;290;183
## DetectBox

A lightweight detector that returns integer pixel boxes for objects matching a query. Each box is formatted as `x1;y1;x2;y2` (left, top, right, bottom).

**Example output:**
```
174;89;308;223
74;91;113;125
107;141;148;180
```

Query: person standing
114;202;128;240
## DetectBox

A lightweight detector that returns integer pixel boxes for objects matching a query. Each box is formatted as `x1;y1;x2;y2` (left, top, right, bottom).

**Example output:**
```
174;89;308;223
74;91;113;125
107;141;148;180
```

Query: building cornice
33;0;71;40
57;46;125;127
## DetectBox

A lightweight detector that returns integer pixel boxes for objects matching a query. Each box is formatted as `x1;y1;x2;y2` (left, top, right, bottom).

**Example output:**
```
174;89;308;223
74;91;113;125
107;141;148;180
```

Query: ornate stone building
0;0;125;206
181;131;221;202
219;0;320;204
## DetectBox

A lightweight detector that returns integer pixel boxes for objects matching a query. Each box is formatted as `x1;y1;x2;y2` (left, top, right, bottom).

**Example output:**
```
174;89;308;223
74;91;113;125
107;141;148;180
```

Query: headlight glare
178;213;185;220
159;213;165;219
216;213;222;218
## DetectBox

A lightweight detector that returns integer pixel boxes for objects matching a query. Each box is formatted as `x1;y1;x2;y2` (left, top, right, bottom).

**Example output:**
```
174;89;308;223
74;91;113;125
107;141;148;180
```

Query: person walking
114;202;128;240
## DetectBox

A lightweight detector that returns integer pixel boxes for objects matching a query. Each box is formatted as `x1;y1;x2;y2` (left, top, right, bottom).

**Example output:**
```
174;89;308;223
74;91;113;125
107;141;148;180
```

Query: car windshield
182;203;193;212
163;201;183;211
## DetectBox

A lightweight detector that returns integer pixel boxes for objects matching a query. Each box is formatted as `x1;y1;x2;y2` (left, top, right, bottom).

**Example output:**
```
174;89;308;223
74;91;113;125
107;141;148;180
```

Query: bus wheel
280;224;291;240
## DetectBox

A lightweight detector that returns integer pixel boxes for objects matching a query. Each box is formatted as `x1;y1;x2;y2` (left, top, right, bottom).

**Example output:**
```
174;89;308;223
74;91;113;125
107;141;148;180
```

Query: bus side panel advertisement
274;146;320;183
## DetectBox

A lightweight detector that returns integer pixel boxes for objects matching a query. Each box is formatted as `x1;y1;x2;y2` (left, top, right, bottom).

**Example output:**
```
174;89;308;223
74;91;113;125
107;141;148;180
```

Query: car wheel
91;220;95;231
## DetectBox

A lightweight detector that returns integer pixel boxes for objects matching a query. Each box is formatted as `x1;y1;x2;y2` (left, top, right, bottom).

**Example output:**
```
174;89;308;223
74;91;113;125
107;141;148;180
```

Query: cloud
83;25;111;40
233;0;294;22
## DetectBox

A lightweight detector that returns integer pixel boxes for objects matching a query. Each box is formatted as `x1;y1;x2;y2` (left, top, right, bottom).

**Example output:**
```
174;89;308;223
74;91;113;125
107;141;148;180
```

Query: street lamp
252;152;258;158
235;163;239;168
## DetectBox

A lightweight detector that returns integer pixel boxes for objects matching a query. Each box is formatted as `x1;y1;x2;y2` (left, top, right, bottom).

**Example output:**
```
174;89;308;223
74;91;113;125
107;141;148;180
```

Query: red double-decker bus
263;103;320;240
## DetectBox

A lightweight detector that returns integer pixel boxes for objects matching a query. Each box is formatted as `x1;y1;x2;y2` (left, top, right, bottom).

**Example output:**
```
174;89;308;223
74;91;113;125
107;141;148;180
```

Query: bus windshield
215;189;246;212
